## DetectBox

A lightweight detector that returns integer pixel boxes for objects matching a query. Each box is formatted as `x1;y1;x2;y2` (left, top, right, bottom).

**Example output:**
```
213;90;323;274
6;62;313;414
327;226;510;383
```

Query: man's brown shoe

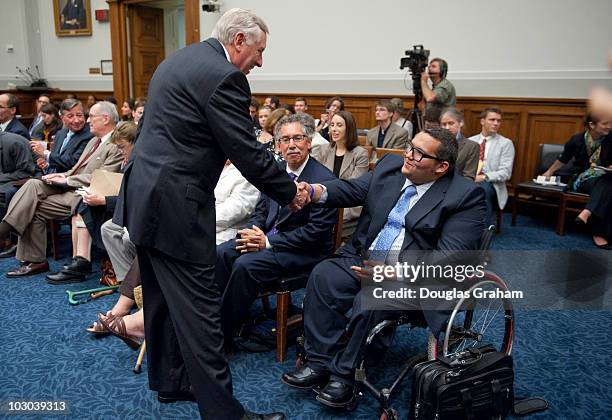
6;261;50;277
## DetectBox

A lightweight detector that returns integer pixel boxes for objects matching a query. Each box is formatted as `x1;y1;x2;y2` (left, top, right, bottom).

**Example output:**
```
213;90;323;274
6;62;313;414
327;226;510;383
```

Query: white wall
200;0;612;98
2;0;610;98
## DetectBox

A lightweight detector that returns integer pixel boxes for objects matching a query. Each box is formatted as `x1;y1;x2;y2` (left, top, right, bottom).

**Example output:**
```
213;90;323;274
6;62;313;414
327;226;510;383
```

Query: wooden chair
557;191;590;235
260;208;344;362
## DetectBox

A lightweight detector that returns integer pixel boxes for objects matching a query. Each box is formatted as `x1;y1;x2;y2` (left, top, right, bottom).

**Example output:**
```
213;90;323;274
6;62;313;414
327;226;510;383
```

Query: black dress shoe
62;256;92;275
242;411;285;420
6;261;49;277
46;270;86;285
316;380;355;407
281;365;329;389
574;216;588;226
157;390;195;403
0;244;17;259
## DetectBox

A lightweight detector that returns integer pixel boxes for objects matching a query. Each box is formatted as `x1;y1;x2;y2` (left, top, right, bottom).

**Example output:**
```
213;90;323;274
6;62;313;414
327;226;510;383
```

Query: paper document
89;170;123;196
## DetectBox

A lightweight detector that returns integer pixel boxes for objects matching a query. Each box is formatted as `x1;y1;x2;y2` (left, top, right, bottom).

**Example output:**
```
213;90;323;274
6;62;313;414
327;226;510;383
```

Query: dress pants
479;181;498;226
583;175;612;239
101;219;136;281
304;256;400;385
3;179;78;262
137;245;244;420
0;183;18;220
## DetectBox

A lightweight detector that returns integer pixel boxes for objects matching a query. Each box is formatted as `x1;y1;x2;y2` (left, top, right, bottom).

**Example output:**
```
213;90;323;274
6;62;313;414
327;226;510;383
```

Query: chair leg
511;190;518;226
557;196;567;236
133;340;146;374
276;292;290;362
49;220;60;260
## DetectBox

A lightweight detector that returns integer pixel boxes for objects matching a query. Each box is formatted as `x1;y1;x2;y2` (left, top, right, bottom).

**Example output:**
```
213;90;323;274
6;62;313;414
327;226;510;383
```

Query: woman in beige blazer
312;110;369;239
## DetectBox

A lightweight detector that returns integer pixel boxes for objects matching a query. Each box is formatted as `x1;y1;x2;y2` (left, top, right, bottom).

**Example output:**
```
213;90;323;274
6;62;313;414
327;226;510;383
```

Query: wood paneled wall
255;93;588;187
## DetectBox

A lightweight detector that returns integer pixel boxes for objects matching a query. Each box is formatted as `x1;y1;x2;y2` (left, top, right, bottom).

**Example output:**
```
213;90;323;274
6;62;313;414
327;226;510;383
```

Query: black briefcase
410;345;514;420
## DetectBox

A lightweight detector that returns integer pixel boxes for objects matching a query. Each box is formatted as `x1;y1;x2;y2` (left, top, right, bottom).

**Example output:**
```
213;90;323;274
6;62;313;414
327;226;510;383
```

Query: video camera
400;45;430;75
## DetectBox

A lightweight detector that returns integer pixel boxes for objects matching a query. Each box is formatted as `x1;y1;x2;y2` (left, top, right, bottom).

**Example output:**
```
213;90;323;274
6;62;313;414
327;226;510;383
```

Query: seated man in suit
30;98;93;174
216;113;337;347
281;128;485;407
366;100;410;151
468;107;515;226
440;107;480;180
0;101;123;277
28;94;52;138
0;94;29;140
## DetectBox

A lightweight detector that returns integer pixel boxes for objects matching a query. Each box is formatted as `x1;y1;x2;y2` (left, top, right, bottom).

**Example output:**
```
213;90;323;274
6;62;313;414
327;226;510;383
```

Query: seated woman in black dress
542;113;612;248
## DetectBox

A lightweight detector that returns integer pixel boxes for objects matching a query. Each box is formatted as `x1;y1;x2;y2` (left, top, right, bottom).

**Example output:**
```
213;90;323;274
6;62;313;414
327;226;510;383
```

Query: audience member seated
215;160;261;244
28;94;51;137
312;110;368;239
423;106;442;130
0;132;37;257
132;98;146;124
216;113;337;348
45;122;137;284
259;108;291;158
0;94;29;140
294;97;309;116
440;107;479;180
0;101;123;278
85;95;97;112
366;99;410;151
264;95;280;109
257;105;272;138
555;114;612;249
30;103;62;143
316;96;345;141
469;107;515;226
120;98;135;121
282;128;485;406
390;98;414;139
31;99;93;174
250;96;261;131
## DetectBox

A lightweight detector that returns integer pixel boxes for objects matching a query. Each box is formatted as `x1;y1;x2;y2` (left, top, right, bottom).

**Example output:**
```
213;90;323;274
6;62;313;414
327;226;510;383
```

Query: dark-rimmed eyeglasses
277;134;308;145
405;141;444;162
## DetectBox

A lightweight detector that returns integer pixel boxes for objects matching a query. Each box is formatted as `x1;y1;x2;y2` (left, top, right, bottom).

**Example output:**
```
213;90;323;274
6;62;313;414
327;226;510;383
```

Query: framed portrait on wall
53;0;92;37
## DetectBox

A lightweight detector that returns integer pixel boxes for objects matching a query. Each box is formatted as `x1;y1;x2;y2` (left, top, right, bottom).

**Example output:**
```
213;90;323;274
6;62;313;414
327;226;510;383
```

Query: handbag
410;345;514;420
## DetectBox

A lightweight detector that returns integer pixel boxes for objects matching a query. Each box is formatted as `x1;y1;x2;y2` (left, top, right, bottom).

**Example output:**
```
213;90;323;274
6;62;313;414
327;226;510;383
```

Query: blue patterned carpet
0;213;611;419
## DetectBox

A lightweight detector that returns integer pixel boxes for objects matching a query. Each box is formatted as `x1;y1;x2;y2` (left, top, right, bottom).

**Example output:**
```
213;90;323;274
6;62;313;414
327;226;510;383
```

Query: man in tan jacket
0;101;123;278
366;100;410;150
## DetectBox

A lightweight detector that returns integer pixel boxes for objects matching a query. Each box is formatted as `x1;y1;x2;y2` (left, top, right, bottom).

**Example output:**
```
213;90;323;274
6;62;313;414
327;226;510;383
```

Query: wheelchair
296;227;515;419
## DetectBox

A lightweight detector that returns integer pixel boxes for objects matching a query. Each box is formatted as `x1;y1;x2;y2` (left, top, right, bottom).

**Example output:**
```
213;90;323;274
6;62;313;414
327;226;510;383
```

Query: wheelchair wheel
438;272;514;357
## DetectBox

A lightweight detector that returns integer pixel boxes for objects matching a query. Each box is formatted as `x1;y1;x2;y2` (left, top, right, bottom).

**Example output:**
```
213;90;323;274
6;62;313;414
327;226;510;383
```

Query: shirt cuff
318;184;328;203
265;236;272;249
44;150;50;162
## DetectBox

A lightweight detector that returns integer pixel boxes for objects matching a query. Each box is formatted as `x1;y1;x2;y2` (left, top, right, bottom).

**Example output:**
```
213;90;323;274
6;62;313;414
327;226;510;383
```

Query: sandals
85;312;116;335
98;313;143;351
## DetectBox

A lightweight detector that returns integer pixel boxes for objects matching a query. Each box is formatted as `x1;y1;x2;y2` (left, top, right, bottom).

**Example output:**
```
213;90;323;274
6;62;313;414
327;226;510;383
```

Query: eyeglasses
405;141;444;162
277;134;308;145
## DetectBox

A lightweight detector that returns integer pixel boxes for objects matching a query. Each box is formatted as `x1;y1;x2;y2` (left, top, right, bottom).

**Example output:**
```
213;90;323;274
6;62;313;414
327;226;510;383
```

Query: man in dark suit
0;94;29;140
28;94;51;137
216;113;337;345
282;128;485;407
114;8;304;420
30;99;93;174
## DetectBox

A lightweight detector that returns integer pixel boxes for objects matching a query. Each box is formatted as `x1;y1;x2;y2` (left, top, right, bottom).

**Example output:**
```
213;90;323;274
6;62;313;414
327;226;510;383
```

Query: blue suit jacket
322;154;486;334
246;157;338;268
5;118;30;140
48;126;93;173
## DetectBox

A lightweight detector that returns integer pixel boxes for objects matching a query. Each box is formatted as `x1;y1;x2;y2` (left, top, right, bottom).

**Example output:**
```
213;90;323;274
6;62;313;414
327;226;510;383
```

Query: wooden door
128;5;164;98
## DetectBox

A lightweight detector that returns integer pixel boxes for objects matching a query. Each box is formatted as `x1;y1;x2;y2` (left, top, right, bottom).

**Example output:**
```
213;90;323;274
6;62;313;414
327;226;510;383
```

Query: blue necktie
371;185;417;262
268;173;297;236
59;131;74;154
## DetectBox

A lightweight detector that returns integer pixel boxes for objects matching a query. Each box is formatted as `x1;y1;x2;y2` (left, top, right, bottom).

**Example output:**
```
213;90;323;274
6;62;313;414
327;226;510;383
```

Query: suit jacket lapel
338;149;353;179
383;125;397;148
364;169;406;249
400;176;450;249
276;158;314;225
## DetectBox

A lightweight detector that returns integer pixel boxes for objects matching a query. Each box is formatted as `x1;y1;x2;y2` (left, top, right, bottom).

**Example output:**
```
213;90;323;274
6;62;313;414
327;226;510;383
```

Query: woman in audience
132;98;146;124
256;105;272;138
30;103;62;142
259;108;291;157
313;110;368;239
316;96;345;140
120;98;135;121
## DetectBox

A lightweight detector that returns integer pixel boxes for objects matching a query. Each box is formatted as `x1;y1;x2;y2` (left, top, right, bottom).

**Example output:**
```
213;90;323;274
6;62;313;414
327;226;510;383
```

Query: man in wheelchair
281;128;486;407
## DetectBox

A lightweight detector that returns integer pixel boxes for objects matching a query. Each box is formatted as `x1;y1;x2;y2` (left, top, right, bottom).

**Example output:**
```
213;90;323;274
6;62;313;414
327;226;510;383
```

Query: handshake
288;182;322;212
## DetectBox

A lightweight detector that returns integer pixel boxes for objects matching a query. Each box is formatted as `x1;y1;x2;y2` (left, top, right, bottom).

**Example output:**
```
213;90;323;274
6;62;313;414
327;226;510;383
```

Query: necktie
371;185;418;262
268;173;297;236
59;131;74;154
71;137;101;174
477;137;487;175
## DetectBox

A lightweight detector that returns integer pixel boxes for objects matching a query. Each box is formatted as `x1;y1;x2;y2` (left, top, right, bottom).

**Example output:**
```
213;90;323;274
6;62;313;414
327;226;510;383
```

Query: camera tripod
407;73;424;133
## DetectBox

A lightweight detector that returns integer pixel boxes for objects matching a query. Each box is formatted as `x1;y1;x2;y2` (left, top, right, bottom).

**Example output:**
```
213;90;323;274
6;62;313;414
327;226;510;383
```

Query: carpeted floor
0;212;610;419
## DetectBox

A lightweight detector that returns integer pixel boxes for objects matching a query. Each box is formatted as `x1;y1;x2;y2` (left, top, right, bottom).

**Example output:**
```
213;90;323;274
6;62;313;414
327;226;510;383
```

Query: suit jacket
5;118;30;140
322;154;486;334
214;163;260;245
48;126;93;173
312;144;369;221
246;157;337;268
0;132;36;183
366;123;409;150
456;133;480;180
64;136;123;188
468;133;515;209
115;37;296;263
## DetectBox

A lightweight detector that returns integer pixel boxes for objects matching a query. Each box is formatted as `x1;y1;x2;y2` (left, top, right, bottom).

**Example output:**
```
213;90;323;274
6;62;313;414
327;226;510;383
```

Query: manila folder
89;170;123;196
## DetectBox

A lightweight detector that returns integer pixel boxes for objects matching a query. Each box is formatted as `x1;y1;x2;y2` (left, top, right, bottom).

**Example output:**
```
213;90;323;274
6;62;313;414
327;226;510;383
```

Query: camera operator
420;58;456;111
